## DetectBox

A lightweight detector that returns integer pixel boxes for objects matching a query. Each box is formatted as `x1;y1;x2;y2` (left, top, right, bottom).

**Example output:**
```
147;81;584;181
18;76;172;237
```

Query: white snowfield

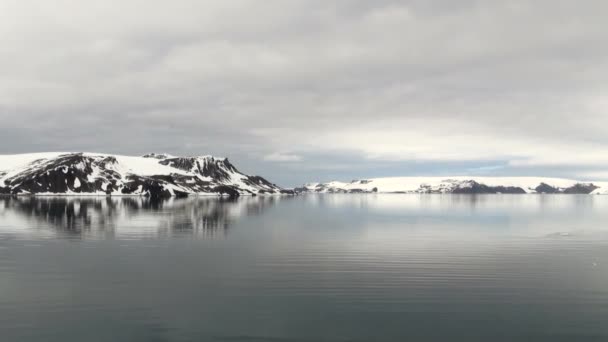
0;152;284;196
302;177;608;195
0;152;187;178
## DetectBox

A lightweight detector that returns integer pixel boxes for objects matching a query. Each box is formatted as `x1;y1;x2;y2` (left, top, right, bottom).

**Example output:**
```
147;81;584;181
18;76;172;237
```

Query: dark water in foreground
1;195;608;341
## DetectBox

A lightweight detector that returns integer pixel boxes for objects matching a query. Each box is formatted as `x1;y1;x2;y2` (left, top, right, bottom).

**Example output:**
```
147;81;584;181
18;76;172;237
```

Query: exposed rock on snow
0;152;291;197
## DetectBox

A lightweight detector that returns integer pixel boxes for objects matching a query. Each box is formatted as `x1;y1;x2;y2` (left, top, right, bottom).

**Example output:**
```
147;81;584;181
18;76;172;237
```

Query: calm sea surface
1;195;608;341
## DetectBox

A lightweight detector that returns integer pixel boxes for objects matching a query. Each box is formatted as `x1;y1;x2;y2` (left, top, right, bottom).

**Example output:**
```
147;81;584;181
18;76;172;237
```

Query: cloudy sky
1;1;607;186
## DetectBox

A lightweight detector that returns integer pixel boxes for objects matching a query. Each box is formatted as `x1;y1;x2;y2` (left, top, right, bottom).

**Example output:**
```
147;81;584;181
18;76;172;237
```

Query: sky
1;1;607;186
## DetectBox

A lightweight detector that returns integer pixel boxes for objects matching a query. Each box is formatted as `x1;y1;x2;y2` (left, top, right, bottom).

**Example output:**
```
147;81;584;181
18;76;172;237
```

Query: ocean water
1;195;607;341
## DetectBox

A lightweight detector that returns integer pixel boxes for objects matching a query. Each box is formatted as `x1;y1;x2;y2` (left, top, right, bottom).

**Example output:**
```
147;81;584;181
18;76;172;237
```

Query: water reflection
2;194;607;240
299;194;608;236
1;194;608;341
0;196;286;240
304;193;602;213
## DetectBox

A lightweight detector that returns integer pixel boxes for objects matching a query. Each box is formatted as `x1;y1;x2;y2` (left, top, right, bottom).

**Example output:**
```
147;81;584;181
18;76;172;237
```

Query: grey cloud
0;1;607;185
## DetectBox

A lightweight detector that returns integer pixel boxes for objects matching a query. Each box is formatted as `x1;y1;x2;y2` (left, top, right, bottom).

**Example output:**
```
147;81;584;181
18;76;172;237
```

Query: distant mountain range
0;152;290;197
296;177;608;195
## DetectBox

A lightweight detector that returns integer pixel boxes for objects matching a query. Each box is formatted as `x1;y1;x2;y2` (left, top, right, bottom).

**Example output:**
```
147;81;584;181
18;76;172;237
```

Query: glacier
296;177;608;195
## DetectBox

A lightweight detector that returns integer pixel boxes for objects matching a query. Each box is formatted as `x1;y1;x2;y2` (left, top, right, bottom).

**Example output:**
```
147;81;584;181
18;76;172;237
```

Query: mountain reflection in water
0;196;286;240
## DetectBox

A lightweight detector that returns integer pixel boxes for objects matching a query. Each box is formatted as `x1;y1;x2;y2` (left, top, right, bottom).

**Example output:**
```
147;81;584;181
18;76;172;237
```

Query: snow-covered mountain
296;177;608;195
0;152;291;197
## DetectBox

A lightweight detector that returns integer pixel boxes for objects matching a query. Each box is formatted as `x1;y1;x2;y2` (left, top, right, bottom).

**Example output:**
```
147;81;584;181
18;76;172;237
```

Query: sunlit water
1;195;608;341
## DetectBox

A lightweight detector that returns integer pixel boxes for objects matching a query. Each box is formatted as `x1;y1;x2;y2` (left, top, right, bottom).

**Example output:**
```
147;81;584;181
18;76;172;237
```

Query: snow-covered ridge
296;177;608;195
0;152;291;197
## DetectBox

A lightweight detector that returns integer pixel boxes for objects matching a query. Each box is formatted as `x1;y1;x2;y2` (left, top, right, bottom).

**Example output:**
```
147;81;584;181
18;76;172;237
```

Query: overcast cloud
1;0;607;185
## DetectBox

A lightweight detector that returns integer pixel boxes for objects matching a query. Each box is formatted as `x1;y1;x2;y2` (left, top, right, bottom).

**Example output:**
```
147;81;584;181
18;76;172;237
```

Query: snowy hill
0;152;291;197
296;177;608;195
